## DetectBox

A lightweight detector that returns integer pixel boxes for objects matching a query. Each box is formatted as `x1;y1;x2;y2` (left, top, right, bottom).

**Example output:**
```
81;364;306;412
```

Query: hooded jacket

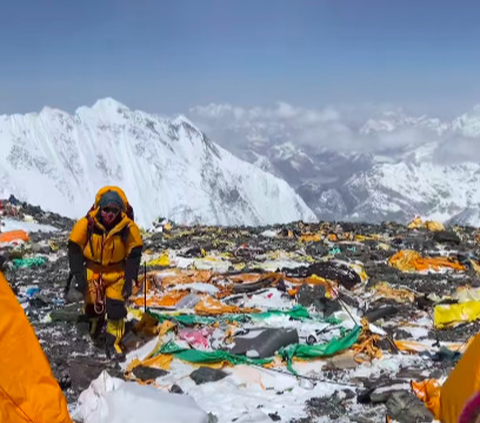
68;186;143;291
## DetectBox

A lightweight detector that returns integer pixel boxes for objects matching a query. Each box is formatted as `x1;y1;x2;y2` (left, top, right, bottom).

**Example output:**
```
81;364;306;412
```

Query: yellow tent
439;332;480;423
0;271;72;423
415;332;480;422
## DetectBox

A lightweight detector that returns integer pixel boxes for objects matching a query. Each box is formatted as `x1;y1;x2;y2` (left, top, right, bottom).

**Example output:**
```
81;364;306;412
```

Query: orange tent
439;332;480;423
413;332;480;423
0;229;29;244
0;271;72;423
388;250;465;273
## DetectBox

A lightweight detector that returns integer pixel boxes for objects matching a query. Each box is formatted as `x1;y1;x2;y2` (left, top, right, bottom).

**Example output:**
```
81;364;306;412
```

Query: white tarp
71;371;210;423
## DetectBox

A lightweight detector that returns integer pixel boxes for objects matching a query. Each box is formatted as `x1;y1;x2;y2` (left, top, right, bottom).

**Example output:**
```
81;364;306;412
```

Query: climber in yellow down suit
67;186;143;361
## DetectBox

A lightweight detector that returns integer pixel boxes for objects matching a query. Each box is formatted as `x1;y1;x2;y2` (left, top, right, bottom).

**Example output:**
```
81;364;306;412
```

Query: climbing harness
92;273;106;315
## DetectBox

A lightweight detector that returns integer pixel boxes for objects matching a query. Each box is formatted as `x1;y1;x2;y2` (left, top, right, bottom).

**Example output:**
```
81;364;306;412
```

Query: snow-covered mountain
190;105;480;227
360;110;450;135
0;98;317;228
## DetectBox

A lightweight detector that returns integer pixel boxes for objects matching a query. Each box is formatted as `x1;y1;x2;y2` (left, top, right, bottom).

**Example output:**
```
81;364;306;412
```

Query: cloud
188;101;480;166
189;102;356;152
433;135;480;164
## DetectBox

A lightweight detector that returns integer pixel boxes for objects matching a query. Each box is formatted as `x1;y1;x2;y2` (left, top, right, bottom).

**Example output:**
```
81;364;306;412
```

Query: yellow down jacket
69;186;143;289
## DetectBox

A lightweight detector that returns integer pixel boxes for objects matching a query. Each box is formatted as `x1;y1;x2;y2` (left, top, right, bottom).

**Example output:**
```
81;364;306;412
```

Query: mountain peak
172;114;196;128
0;98;316;227
91;97;129;112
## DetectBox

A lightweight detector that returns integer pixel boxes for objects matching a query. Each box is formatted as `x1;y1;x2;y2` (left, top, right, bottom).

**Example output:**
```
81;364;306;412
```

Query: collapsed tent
388;250;465;273
407;216;445;232
0;229;29;244
0;271;72;423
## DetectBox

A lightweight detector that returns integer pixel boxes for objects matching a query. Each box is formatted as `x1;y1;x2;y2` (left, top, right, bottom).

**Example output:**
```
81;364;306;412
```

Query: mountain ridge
0;98;317;228
188;104;480;227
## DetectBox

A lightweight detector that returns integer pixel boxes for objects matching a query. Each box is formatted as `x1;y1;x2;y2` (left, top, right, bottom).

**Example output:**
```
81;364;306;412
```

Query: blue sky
0;0;479;117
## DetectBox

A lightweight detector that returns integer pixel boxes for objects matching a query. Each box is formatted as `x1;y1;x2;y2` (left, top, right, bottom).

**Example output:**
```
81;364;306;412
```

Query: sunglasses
101;207;121;214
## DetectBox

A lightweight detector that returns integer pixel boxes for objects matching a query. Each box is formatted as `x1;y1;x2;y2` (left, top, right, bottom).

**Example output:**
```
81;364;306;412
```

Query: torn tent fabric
157;341;273;367
0;271;72;423
147;305;335;327
414;333;480;423
439;332;480;423
373;282;415;303
147;325;361;373
280;325;362;374
283;261;363;289
407;217;445;232
434;301;480;329
0;229;29;244
388;250;465;273
411;379;442;420
146;253;170;268
194;295;259;315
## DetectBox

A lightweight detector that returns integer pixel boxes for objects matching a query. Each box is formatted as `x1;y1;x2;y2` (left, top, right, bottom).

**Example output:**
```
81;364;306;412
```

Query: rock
31;243;51;255
350;407;388;423
386;391;433;423
342;389;356;400
268;412;281;421
297;283;326;307
305;393;347;420
376;337;398;353
132;365;168;381
0;254;7;269
365;306;399;323
68;356;123;393
325;352;360;370
433;231;461;245
357;388;375;404
370;389;406;404
190;367;228;385
122;330;148;352
49;305;81;322
170;384;184;394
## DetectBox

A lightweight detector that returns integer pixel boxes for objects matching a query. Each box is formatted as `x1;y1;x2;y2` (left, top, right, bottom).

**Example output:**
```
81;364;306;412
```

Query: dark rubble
2;201;480;421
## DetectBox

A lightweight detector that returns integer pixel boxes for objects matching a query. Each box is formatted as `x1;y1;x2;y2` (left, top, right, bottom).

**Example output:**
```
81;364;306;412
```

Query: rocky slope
3;200;480;422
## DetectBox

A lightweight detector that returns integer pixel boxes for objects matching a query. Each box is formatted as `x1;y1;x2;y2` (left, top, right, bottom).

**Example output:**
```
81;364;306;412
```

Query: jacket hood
94;186;130;210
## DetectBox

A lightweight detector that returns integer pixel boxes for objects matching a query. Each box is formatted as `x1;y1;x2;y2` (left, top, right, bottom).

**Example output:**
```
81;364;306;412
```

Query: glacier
0;98;317;228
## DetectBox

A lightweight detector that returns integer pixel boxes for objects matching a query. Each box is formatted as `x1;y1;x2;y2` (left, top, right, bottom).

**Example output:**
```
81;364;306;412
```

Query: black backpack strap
87;216;95;258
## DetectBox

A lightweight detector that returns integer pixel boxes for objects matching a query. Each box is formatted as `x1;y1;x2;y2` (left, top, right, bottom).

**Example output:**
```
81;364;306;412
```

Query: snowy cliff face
0;98;317;227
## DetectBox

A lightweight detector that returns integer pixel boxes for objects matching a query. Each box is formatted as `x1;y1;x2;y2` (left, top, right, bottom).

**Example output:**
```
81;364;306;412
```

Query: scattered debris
5;200;480;421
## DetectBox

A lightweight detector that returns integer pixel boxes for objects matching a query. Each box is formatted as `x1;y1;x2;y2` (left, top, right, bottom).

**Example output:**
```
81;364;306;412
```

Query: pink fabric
459;391;480;423
178;328;211;349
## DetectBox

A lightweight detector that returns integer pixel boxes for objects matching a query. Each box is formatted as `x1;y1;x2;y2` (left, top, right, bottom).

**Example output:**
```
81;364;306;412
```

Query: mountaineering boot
105;319;126;361
89;316;106;348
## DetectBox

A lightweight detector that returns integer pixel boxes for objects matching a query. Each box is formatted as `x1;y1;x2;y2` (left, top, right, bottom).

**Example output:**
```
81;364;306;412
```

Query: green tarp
157;342;272;366
12;257;47;269
148;305;341;327
153;325;361;374
280;325;362;374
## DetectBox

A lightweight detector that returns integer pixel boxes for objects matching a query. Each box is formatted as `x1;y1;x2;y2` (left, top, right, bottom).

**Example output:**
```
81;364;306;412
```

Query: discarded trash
0;229;29;244
71;371;209;423
12;256;47;268
7;199;480;422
